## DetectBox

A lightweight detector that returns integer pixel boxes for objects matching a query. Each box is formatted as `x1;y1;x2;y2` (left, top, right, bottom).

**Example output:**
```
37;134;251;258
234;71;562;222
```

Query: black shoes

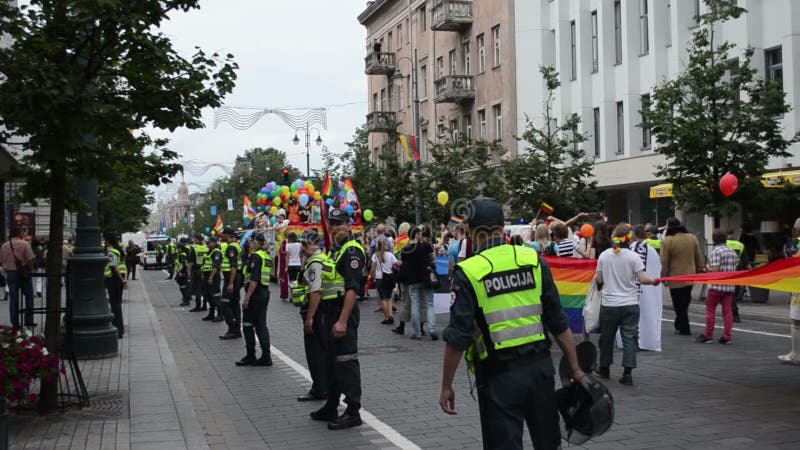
328;408;362;430
189;306;203;312
212;316;224;322
619;373;633;386
430;332;439;341
219;331;242;340
235;354;256;366
380;318;394;325
391;323;405;335
297;394;326;402
253;354;273;366
594;366;610;379
179;300;190;306
310;402;340;422
718;337;732;345
201;315;214;321
695;334;713;344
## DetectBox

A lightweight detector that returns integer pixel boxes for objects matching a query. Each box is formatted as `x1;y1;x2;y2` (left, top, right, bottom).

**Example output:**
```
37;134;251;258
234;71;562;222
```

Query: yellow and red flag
212;215;224;233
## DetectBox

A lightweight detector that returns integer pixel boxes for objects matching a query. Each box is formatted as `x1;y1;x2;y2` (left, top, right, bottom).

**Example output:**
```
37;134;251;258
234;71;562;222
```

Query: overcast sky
152;0;368;204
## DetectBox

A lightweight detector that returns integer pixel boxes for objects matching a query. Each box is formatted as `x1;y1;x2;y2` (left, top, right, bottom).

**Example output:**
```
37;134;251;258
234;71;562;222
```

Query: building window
380;88;386;111
396;24;402;49
570;20;577;80
639;0;649;55
373;93;378;112
464;114;473;140
420;64;428;99
692;0;700;26
591;11;599;73
641;94;651;149
463;41;471;75
616;101;625;154
765;46;783;87
614;0;623;65
492;104;502;140
436;56;444;79
449;49;457;75
419;6;427;31
593;107;601;157
477;34;486;72
421;128;428;160
728;0;737;5
478;109;487;140
406;18;410;43
726;58;740;104
450;119;459;142
665;0;672;47
492;25;501;67
387;31;393;52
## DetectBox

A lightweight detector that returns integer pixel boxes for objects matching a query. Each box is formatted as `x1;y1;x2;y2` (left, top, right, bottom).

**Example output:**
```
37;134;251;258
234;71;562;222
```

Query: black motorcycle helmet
556;374;614;444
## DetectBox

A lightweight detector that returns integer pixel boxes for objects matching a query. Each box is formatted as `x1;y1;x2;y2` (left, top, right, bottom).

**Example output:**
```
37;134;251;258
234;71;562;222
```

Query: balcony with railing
433;75;475;103
364;52;397;75
365;111;397;133
431;0;473;31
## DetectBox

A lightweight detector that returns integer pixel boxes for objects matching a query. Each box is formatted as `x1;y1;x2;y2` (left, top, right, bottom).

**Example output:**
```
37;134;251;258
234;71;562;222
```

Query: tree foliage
191;147;300;231
642;0;798;218
504;66;597;220
0;0;237;411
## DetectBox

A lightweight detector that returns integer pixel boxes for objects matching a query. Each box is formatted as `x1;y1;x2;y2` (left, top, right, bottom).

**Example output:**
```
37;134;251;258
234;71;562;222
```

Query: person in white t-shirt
594;223;659;386
285;232;303;302
370;239;398;324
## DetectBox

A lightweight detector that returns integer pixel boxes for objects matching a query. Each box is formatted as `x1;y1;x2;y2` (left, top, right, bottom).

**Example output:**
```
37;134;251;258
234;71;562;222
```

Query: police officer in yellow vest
295;231;335;403
309;208;366;430
439;197;585;450
104;233;127;339
219;227;243;340
175;239;192;307
187;233;207;312
202;236;224;322
236;232;273;367
644;223;662;253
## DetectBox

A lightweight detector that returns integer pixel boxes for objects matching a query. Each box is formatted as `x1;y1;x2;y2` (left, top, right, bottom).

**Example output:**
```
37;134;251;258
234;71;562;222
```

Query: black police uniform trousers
206;271;222;315
191;269;203;308
319;299;361;406
475;352;561;450
242;289;271;356
301;306;328;398
219;272;241;330
105;277;124;338
175;270;191;302
166;256;175;278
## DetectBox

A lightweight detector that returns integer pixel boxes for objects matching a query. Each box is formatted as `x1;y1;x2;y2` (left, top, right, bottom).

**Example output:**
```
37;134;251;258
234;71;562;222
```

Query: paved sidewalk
8;277;208;450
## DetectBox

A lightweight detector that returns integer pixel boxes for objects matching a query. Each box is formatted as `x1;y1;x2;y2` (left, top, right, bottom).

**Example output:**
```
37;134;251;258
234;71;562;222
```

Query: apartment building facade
358;0;520;163
515;0;800;234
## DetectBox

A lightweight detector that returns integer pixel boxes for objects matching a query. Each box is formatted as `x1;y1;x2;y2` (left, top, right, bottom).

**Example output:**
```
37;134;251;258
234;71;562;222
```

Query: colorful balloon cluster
255;179;322;213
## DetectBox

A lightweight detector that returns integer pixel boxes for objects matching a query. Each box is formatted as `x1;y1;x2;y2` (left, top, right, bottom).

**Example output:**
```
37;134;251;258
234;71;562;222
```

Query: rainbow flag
243;195;256;222
321;172;333;197
659;257;800;293
398;135;413;161
212;215;224;233
543;256;597;333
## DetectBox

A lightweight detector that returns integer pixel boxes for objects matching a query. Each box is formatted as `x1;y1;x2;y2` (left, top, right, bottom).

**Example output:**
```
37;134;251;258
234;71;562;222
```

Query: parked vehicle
141;235;169;270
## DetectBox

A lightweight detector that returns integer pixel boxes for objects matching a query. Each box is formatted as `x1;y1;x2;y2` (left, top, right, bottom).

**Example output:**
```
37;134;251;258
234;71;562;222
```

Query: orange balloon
580;223;594;238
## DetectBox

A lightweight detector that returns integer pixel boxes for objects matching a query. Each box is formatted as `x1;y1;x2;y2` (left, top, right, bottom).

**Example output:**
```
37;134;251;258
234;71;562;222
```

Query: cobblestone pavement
7;269;800;449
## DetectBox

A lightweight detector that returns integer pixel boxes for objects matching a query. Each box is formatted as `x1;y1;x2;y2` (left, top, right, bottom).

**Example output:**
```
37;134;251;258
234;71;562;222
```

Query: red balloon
720;172;739;197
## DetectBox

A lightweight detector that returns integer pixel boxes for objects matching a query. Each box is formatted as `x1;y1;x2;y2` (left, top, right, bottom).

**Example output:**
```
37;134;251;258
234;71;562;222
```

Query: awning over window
649;183;673;199
761;170;800;188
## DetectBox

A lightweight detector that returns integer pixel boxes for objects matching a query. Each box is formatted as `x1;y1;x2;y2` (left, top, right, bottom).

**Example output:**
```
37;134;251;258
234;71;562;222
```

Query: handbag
377;256;397;288
423;264;440;289
9;239;30;278
582;274;602;333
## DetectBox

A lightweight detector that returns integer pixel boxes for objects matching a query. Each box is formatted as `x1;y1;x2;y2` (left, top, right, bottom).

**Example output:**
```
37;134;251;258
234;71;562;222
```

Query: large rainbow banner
659;257;800;293
543;256;597;333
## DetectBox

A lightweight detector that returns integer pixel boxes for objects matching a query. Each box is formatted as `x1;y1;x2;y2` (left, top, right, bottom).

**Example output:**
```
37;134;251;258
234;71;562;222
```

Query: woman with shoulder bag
370;239;398;325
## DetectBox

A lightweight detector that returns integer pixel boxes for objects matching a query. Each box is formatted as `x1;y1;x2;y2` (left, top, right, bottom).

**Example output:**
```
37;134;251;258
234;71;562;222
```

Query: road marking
660;319;789;338
269;346;422;450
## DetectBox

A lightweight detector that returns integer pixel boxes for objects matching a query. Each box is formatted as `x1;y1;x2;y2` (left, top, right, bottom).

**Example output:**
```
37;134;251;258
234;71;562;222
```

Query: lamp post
393;48;423;226
292;123;323;178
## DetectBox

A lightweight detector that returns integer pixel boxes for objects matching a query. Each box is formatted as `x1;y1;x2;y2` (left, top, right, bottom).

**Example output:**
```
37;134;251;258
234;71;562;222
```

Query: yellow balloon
437;191;449;206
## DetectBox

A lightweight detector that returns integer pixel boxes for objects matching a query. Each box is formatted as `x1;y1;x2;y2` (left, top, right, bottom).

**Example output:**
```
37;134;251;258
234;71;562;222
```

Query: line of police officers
170;209;366;430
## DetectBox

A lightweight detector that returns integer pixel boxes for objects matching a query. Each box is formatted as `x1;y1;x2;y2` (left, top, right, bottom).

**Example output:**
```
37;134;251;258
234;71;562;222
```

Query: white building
515;0;800;242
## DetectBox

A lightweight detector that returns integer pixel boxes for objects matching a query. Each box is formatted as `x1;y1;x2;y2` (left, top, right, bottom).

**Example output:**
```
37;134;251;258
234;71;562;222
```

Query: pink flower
28;393;39;403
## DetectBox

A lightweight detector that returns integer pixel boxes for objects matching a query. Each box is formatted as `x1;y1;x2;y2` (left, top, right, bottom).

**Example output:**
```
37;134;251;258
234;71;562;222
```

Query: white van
141;235;170;270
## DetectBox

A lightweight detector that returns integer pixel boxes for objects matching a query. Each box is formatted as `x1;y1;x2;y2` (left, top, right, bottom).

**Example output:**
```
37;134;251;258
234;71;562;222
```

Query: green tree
504;66;597;220
0;0;237;411
642;0;798;219
423;136;507;223
99;158;161;233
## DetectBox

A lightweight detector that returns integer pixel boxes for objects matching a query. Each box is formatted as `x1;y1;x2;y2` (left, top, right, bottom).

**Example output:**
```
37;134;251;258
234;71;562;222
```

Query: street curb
663;303;790;325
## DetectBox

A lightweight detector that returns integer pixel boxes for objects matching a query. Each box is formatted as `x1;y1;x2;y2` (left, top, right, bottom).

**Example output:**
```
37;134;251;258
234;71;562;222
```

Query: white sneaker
778;353;800;365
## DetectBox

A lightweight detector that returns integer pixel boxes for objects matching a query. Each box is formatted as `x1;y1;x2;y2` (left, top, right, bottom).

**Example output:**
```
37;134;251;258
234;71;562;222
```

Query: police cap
221;226;235;236
206;236;218;243
301;230;323;247
251;232;267;244
466;196;504;228
193;232;204;240
328;208;348;224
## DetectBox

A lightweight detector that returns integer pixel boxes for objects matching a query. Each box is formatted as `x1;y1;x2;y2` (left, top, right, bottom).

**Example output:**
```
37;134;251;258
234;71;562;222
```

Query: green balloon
363;209;374;222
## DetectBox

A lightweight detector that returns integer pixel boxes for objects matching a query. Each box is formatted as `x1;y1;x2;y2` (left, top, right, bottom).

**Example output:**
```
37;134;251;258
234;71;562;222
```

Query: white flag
227;199;234;211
